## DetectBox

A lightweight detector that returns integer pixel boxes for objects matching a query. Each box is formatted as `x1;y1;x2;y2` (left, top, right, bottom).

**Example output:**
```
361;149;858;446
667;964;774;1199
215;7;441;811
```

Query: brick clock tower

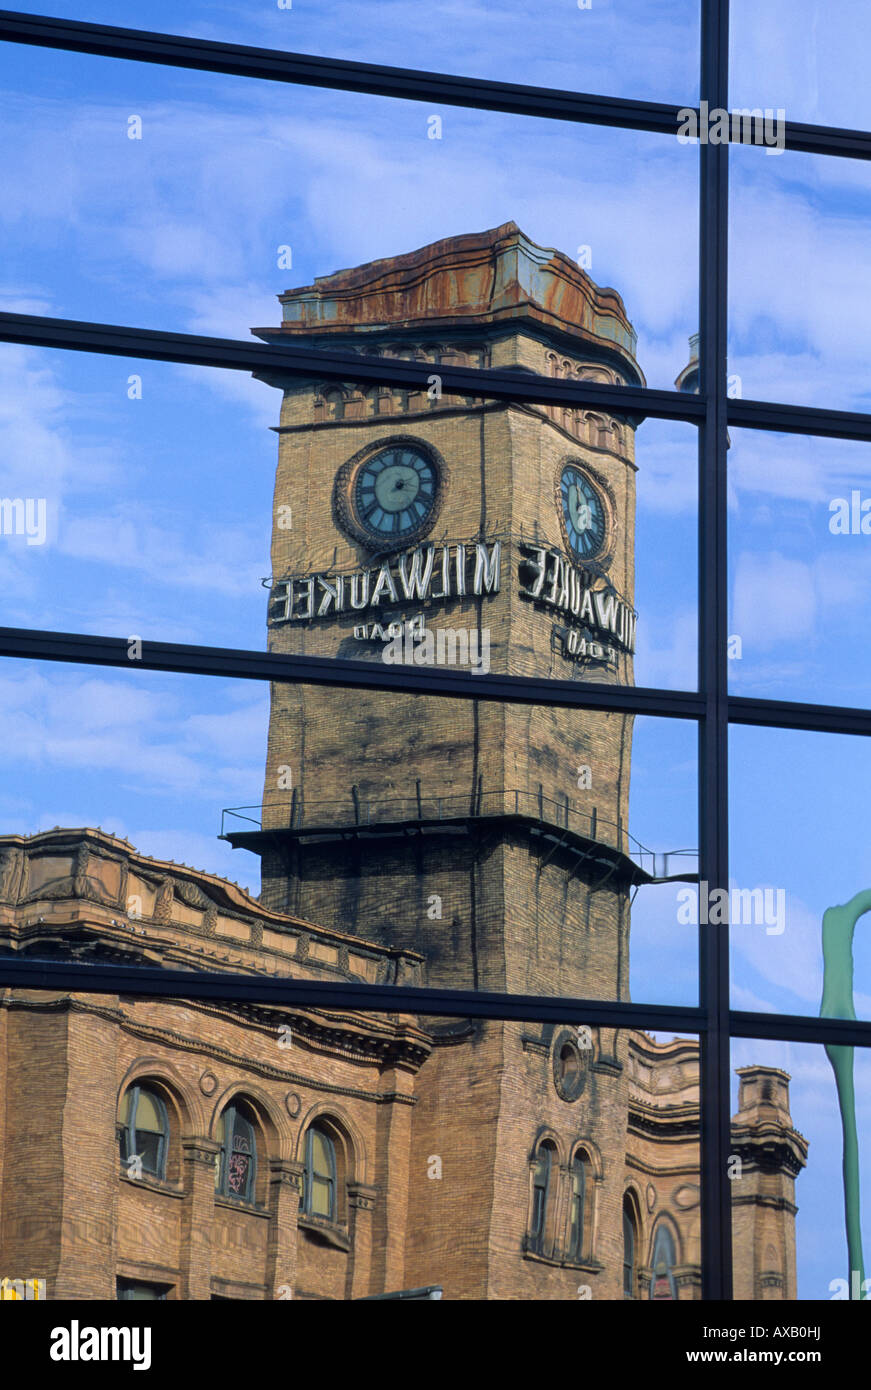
223;224;805;1298
246;222;643;1002
229;223;648;1297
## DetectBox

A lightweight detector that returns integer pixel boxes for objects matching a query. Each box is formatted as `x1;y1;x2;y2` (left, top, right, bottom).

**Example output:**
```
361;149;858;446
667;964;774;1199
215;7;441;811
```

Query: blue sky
1;0;870;1299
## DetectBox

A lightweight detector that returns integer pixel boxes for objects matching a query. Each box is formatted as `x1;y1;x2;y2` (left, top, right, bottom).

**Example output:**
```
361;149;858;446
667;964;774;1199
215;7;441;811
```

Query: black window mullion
698;0;732;1304
2;12;870;161
0;11;693;136
9;312;871;439
0;310;700;423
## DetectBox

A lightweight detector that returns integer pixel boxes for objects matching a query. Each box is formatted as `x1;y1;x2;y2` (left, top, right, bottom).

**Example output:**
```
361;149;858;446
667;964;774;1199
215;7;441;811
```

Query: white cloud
634;606;696;690
731;891;824;1007
58;512;264;598
730;0;871;129
732;550;817;647
0;666;268;802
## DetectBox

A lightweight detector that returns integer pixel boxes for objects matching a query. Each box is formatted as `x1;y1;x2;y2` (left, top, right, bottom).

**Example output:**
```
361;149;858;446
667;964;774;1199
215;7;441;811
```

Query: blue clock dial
560;466;607;560
354;447;438;539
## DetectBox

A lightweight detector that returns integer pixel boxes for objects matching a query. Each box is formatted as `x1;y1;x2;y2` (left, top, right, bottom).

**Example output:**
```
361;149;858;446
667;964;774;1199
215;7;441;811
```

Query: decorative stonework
673;1183;700;1210
176;879;210;910
199;1071;218;1096
269;1159;304;1193
552;1029;589;1103
0;846;26;902
182;1138;220;1167
154;880;173;923
348;1183;378;1212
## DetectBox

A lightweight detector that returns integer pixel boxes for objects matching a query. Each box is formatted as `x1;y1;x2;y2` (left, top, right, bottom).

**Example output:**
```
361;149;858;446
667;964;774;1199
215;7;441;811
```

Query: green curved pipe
820;889;871;1297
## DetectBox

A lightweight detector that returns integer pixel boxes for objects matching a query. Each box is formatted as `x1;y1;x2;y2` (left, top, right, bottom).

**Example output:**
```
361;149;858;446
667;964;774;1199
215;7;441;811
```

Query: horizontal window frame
5;314;871;441
0;10;869;161
0;955;867;1049
1;627;870;739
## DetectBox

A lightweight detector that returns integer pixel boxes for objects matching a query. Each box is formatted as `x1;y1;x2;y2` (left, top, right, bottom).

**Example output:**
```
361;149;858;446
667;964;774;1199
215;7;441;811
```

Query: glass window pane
310;1177;332;1219
730;726;871;1023
728;429;871;707
0;54;697;393
135;1130;163;1175
0;252;697;688
729;148;871;414
649;1223;678;1299
134;1090;162;1133
1;0;700;105
3;999;701;1299
623;1203;636;1296
117;1278;168;1299
227;1151;251;1196
731;0;871;131
0;657;698;1007
311;1130;332;1177
730;1038;870;1301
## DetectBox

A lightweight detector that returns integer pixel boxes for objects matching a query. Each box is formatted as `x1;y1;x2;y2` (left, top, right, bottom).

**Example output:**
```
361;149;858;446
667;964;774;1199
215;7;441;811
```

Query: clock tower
237;222;647;1007
224;224;660;1297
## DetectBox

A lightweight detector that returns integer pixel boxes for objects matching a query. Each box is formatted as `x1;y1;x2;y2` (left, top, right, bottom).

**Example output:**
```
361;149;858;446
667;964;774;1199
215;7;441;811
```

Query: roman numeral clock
340;442;442;544
560;463;609;562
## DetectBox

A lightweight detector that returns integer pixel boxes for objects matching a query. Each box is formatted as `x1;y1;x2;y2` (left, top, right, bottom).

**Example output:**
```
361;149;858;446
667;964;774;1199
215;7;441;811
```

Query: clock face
559;465;608;561
354;446;438;540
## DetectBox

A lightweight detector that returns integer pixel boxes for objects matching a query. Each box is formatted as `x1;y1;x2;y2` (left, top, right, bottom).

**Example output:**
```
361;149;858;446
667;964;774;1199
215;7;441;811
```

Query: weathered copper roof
253;221;641;379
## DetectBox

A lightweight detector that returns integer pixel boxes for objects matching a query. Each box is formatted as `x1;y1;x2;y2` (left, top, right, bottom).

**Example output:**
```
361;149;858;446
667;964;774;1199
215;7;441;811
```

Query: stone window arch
587;412;607;447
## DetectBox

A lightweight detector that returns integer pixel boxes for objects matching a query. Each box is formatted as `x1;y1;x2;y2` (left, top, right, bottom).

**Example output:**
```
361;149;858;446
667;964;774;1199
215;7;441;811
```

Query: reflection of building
0;225;807;1300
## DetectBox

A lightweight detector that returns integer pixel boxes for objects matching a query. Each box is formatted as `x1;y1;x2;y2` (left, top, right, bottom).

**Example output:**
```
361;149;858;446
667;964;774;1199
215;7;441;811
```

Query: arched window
118;1085;168;1181
215;1103;256;1203
303;1125;337;1221
568;1154;588;1261
649;1223;679;1300
530;1142;554;1251
623;1196;638;1297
